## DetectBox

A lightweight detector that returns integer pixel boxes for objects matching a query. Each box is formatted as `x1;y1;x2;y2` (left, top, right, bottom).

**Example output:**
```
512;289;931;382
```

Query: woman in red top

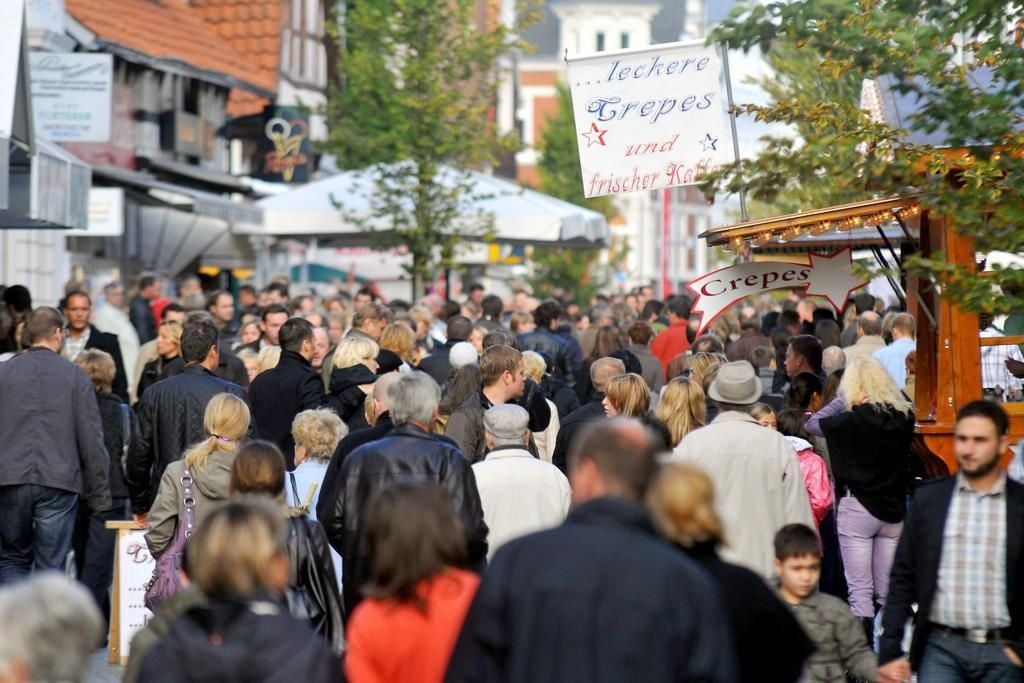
345;482;480;683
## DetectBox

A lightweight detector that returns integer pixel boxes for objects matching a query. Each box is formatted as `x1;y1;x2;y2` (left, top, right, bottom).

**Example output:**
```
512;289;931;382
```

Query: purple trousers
836;495;903;618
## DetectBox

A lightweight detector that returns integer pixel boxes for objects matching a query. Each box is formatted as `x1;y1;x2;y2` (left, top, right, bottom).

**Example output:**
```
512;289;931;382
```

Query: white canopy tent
235;165;610;247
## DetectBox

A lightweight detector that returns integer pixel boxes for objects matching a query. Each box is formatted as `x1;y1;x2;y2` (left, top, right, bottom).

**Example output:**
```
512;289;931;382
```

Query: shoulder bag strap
181;466;196;538
119;403;131;475
288;471;301;508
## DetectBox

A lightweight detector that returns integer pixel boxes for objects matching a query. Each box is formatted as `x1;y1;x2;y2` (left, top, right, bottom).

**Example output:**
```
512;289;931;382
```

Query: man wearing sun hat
670;360;814;578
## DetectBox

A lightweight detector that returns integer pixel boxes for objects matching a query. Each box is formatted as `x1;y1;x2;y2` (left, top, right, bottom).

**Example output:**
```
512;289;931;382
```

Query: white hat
707;361;762;406
449;341;479;370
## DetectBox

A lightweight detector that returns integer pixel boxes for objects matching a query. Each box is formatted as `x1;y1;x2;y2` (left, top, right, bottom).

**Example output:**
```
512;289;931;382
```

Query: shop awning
92;164;262;225
0;139;91;230
138;206;255;276
700;195;921;253
236;165;609;248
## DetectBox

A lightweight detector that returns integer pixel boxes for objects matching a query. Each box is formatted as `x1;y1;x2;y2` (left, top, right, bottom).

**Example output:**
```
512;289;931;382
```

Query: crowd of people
0;277;1022;683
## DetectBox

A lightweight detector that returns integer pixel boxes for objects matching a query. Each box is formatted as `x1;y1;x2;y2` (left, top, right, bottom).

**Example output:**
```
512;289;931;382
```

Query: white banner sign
567;41;730;198
116;529;154;660
0;0;25;140
65;187;125;236
29;52;112;142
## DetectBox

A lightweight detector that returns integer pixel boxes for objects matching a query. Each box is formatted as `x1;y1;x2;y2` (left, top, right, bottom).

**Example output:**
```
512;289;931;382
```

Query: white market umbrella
236;165;609;248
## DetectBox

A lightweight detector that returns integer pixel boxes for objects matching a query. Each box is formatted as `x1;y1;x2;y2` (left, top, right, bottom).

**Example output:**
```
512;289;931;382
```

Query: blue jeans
0;484;79;583
919;631;1024;682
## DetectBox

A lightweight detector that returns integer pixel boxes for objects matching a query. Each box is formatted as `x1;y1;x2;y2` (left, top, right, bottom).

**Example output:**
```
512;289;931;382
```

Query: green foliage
704;0;1024;313
323;0;541;298
530;83;623;303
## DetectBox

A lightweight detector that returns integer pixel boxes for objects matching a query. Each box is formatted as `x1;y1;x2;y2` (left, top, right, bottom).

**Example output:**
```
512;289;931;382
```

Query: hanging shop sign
687;248;868;335
29;52;113;142
255;106;311;184
566;40;729;198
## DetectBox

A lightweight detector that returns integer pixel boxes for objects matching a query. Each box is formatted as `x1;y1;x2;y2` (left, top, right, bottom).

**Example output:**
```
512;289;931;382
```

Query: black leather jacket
127;364;249;513
286;515;344;653
517;328;578;388
320;423;488;618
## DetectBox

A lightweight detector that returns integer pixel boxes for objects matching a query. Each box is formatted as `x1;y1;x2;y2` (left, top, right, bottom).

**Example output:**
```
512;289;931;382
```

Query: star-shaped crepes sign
582;122;608;147
687;247;868;335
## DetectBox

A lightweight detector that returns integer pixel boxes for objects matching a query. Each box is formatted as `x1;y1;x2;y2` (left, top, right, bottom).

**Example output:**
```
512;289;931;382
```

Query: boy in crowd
775;524;878;682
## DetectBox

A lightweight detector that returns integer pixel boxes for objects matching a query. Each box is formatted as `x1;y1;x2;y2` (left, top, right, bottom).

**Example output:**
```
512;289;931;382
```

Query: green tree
323;0;540;299
705;1;1024;312
529;83;623;303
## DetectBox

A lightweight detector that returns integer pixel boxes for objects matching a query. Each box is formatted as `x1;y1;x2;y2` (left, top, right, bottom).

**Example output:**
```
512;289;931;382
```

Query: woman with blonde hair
521;351;560;462
236;347;260;383
806;356;914;642
328;336;379;431
689;352;728;421
136;500;340;681
655;378;706;447
646;463;813;683
137;320;184;399
287;409;347;519
256;345;281;376
145;393;250;558
601;373;650;418
378;322;417;369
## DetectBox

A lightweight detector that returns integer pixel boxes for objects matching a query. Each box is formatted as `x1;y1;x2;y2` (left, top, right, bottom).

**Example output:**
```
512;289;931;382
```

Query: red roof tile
190;0;285;117
67;0;274;96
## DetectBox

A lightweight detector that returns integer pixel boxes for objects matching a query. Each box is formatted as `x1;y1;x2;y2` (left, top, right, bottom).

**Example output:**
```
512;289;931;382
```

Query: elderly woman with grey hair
0;573;104;683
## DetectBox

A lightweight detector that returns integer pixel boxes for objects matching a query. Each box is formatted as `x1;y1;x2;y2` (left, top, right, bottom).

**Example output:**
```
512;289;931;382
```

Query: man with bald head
315;372;400;522
447;419;739;682
843;311;886;362
552;357;626;473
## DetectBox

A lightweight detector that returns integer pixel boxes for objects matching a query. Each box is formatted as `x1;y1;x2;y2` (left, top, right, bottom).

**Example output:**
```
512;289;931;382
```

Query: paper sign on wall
117;529;154;659
566;40;730;198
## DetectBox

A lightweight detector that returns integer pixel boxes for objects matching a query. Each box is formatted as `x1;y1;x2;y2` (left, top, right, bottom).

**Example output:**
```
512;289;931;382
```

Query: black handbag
286;475;345;653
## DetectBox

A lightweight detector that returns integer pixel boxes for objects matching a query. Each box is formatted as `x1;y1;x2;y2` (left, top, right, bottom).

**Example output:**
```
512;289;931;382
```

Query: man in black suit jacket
249;317;326;469
63;291;129;401
418;315;473;386
880;401;1024;682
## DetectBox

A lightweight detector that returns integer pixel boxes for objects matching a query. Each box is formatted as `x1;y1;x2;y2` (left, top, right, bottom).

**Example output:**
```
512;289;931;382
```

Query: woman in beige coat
144;393;250;556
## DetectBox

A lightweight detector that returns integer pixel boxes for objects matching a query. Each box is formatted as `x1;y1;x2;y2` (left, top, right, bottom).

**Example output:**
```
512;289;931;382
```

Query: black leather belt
930;622;1011;644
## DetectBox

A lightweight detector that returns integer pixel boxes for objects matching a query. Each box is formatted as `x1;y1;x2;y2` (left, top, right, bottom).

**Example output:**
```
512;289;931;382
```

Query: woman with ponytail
145;393;250;557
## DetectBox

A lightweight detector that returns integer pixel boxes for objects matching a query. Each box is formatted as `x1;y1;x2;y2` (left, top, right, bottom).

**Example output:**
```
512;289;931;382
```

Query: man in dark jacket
322;371;487;618
0;307;112;581
446;345;528;463
445;419;738;682
518;300;579;388
63;291;130;401
317;373;399;522
552;357;624;473
250;318;326;469
130;276;159;344
418;315;473;385
128;318;249;520
880;401;1024;682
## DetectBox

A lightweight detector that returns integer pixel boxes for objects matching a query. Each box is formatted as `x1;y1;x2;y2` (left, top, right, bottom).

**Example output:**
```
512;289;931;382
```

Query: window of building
596;32;605;52
621;32;630;49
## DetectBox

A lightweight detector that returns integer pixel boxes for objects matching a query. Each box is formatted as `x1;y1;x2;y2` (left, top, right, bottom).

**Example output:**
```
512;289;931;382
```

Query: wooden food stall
700;195;1024;472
